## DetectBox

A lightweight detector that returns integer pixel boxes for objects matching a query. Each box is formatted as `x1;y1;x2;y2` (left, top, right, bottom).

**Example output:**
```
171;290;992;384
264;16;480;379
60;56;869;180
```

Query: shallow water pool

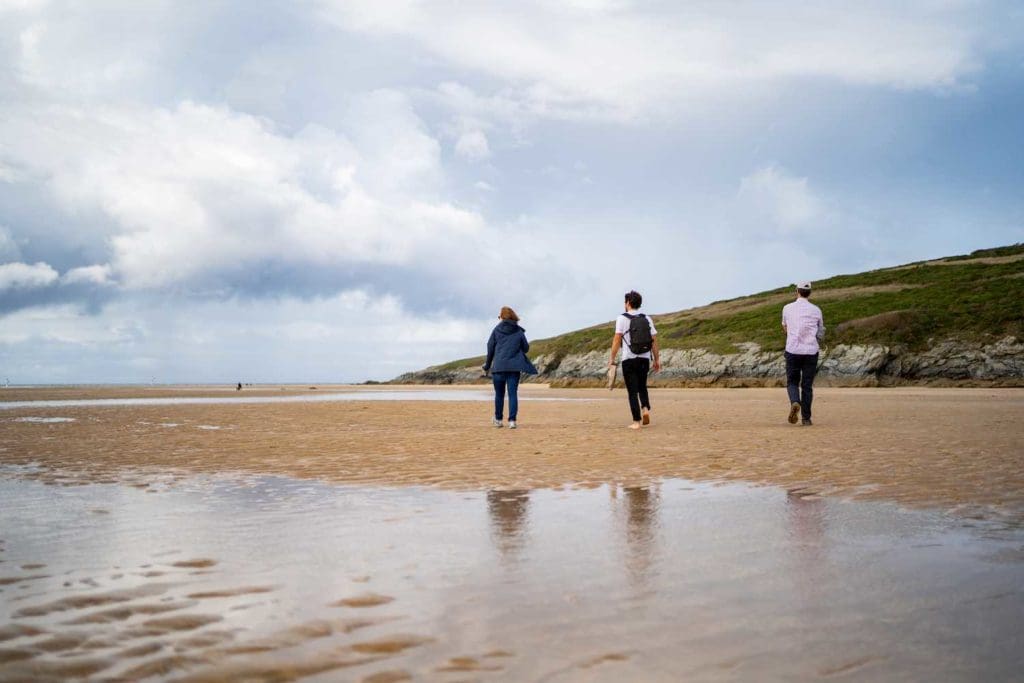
0;389;597;411
1;472;1021;681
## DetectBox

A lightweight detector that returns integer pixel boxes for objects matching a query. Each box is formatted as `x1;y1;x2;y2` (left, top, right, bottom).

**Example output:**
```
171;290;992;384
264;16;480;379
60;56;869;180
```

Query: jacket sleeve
521;332;530;354
484;330;496;371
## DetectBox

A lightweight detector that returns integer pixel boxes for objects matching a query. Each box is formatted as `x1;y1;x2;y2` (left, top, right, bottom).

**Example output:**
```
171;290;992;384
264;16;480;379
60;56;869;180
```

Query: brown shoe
788;402;800;424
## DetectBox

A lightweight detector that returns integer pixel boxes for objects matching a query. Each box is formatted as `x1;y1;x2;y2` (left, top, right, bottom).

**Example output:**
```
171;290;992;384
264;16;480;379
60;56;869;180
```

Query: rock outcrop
392;337;1024;386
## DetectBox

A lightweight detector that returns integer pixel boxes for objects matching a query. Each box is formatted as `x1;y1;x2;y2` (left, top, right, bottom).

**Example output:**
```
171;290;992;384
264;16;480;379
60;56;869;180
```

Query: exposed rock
885;336;1024;380
824;344;892;377
549;351;608;379
393;337;1024;386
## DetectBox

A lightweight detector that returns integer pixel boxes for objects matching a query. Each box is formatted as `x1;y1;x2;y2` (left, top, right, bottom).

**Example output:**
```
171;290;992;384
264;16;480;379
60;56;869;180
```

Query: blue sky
1;0;1022;383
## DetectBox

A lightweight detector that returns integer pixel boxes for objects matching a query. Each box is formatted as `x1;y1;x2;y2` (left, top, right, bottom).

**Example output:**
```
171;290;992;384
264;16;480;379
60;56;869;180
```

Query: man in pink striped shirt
782;281;825;425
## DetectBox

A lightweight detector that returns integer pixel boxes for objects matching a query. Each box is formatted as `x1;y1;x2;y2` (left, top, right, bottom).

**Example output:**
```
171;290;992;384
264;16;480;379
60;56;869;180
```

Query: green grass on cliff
434;244;1024;370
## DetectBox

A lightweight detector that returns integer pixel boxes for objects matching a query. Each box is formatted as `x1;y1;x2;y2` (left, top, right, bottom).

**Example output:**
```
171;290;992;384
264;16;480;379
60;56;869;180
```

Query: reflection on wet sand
613;484;661;588
487;490;531;564
1;474;1023;681
785;488;834;639
786;488;829;567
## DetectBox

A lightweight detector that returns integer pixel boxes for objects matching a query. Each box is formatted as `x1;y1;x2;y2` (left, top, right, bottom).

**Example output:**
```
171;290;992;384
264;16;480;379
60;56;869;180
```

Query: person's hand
653;360;662;373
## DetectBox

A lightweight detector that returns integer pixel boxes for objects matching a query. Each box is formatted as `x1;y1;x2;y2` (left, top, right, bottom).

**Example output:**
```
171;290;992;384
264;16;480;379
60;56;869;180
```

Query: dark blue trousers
785;351;819;420
492;371;521;421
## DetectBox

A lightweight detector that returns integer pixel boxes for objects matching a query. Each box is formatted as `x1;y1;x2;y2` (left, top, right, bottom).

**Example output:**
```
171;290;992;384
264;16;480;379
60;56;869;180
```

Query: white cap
797;281;812;290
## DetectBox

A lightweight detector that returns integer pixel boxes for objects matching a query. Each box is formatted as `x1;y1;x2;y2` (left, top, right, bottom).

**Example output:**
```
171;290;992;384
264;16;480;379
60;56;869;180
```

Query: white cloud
0;161;26;183
455;129;491;161
0;96;486;291
6;2;168;98
0;261;58;290
61;263;113;285
736;165;825;236
0;303;134;345
320;1;989;121
0;226;20;260
0;0;49;12
0;291;490;382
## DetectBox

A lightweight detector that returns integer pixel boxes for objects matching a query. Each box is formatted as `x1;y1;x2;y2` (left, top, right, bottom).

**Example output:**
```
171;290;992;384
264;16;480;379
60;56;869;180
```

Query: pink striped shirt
782;297;824;355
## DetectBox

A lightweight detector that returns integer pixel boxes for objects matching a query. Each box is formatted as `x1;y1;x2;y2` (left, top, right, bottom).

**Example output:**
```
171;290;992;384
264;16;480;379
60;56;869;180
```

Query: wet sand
1;476;1022;682
2;386;1023;519
3;386;1024;681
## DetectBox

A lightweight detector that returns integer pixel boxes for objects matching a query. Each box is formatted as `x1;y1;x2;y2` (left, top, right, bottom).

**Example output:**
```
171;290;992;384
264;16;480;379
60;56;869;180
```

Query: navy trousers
492;371;521;421
785;351;819;420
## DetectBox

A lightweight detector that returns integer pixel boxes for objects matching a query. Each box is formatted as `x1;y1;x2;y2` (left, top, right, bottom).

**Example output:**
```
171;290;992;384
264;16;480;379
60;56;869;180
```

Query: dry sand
2;385;1022;519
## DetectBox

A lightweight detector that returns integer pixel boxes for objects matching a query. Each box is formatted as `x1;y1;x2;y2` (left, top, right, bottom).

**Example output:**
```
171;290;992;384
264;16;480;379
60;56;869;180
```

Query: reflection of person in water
785;489;830;608
621;484;660;586
786;490;826;559
487;489;531;563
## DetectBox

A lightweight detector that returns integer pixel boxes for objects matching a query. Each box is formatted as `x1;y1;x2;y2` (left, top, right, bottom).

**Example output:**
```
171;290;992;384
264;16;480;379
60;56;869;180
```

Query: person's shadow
487;489;531;566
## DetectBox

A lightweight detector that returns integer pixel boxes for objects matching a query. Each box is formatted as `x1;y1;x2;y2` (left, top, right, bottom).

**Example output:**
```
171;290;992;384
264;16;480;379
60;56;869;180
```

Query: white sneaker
509;421;517;429
493;418;503;428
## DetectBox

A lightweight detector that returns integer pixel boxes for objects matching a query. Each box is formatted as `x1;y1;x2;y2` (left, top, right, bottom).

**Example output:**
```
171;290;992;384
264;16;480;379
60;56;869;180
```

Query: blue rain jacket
483;320;538;374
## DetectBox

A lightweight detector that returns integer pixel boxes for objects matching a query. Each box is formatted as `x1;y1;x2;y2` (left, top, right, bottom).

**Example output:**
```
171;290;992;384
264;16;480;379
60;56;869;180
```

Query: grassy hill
433;244;1024;373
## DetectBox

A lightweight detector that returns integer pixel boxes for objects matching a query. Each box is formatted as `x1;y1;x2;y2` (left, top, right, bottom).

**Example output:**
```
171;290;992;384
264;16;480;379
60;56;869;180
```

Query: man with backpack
608;290;661;430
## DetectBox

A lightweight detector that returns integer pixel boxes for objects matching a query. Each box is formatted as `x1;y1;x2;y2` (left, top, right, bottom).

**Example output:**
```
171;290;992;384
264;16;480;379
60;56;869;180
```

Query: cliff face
392;245;1024;386
392;336;1024;386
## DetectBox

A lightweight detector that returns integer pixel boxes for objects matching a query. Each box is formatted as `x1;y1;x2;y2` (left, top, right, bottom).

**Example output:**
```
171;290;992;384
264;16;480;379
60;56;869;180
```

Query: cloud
0;260;117;314
0;303;137;346
320;1;994;122
0;95;494;304
0;291;491;383
455;129;491;161
0;261;58;290
0;225;20;260
61;264;112;285
736;165;825;236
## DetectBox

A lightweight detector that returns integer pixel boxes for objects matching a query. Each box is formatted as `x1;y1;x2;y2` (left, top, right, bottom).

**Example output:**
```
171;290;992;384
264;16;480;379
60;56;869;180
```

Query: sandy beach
3;385;1022;519
3;385;1024;681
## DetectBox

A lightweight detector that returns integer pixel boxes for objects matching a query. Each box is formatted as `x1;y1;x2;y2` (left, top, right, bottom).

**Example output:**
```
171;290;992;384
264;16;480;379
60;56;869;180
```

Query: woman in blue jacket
483;307;538;429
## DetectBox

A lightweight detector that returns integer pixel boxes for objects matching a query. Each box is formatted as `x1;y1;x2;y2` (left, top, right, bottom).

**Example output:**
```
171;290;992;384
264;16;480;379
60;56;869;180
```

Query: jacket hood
496;320;522;334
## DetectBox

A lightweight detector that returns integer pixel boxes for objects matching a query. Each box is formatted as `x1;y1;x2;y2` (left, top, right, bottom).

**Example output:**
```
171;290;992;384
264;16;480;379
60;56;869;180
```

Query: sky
1;0;1022;384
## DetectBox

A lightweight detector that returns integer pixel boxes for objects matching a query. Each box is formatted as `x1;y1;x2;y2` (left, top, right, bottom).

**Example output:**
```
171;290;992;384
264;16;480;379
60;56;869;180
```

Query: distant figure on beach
236;382;242;391
782;281;825;425
609;290;661;430
483;307;538;429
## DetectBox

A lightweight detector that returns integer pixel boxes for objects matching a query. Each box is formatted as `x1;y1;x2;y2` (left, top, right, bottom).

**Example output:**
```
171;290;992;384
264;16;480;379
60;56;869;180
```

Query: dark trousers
621;358;651;422
785;351;819;420
492;371;521;421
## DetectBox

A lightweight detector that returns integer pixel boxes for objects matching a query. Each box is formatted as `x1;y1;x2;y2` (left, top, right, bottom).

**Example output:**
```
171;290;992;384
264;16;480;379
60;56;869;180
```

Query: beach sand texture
2;386;1022;518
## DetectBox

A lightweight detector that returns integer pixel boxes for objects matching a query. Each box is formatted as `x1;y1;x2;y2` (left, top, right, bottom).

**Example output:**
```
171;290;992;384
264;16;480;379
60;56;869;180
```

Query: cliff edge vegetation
395;244;1024;386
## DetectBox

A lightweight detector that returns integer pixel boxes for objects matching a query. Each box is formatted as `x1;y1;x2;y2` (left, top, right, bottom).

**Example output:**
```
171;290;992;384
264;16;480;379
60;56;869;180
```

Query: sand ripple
2;387;1021;520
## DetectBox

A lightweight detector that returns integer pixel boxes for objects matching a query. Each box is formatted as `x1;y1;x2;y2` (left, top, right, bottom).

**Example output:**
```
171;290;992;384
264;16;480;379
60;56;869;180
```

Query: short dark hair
797;288;812;298
624;290;642;309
